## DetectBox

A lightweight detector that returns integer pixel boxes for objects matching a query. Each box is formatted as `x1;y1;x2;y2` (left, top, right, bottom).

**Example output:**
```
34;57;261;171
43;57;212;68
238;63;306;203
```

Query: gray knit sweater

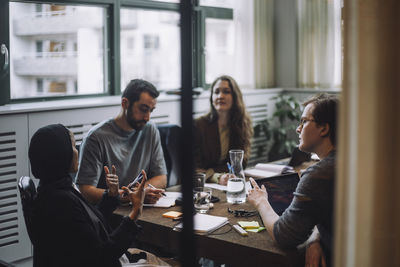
273;150;335;258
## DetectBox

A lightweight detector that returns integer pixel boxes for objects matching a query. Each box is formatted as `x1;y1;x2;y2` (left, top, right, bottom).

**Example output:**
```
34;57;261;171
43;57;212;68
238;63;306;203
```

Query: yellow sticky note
162;211;182;219
238;221;260;229
246;227;266;233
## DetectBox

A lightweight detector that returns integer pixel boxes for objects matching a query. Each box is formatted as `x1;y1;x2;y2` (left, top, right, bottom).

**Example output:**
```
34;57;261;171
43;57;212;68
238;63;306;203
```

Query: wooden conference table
114;184;304;267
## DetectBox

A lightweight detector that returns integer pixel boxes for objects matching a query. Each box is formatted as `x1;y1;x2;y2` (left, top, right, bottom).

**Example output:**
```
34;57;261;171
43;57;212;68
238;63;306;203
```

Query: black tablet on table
255;172;300;215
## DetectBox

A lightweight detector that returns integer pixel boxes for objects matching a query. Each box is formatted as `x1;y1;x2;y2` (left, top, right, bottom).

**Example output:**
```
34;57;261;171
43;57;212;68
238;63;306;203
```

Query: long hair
207;75;253;162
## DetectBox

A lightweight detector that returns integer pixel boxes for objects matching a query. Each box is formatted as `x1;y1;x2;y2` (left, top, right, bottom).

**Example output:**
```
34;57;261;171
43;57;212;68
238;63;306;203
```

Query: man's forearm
145;175;167;188
79;184;105;204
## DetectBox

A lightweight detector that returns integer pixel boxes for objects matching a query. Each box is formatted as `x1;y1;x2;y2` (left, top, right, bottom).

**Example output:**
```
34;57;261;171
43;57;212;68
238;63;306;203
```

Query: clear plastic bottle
227;149;246;204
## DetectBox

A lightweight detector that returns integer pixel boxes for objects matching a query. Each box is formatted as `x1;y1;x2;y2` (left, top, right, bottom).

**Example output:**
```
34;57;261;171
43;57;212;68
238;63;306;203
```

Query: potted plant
254;93;302;162
268;93;302;161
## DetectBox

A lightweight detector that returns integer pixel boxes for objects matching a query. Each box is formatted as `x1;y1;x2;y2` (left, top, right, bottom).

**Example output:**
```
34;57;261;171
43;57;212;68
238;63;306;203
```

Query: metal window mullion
198;6;233;88
0;1;10;105
180;0;195;266
201;6;232;19
120;0;179;11
193;8;204;88
109;0;120;95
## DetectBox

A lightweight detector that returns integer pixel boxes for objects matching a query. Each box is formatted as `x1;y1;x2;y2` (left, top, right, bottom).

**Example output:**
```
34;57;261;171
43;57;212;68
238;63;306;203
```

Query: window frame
0;0;233;104
0;0;10;105
195;6;232;89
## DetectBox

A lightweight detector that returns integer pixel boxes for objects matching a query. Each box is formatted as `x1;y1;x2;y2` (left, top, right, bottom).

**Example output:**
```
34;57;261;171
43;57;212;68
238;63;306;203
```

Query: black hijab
29;124;73;183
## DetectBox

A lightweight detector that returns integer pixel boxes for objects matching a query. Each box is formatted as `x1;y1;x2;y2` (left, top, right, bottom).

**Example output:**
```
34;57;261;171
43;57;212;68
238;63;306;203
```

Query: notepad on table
174;213;228;234
143;192;181;208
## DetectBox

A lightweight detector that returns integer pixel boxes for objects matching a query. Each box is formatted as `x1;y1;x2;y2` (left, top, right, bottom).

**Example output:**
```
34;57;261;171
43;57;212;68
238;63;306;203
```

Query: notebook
173;213;229;234
143;192;181;208
255;172;300;215
244;163;293;178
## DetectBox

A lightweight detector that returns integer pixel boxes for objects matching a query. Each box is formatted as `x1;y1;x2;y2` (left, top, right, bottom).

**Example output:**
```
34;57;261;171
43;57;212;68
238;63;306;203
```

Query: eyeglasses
227;208;258;217
298;118;315;128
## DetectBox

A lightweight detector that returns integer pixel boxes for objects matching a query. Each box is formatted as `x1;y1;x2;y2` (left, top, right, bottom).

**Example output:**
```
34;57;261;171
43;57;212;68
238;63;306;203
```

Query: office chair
0;259;16;267
18;176;37;243
287;146;311;167
157;124;182;187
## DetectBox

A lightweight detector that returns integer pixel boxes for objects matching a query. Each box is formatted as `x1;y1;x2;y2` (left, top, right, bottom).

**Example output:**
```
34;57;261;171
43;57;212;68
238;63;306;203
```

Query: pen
147;183;167;196
227;162;232;174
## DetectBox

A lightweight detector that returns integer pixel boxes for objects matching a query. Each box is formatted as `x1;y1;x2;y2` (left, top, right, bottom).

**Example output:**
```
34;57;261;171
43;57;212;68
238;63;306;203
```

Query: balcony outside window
10;2;106;99
120;9;180;91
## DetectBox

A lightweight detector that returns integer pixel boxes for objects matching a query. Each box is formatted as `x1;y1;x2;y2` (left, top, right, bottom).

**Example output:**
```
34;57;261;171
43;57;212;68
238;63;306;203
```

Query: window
205;18;234;83
0;0;255;104
9;2;107;99
297;0;342;89
200;1;254;88
120;8;180;91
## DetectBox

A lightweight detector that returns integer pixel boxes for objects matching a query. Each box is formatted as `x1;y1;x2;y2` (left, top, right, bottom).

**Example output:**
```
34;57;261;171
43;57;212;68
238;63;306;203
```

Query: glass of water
227;149;246;204
193;187;212;213
194;172;206;188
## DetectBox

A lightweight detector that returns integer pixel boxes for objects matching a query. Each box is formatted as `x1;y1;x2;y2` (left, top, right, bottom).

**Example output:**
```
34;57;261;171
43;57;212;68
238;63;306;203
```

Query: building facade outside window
9;3;106;99
0;0;257;104
120;8;180;91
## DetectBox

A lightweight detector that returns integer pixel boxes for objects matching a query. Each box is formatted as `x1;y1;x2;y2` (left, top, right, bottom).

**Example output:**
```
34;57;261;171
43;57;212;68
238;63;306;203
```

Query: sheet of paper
244;168;278;178
205;183;227;191
163;192;182;198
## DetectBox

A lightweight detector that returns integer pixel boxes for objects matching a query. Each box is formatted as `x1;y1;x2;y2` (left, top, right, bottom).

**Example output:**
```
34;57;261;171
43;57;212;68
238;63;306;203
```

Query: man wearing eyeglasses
249;93;338;267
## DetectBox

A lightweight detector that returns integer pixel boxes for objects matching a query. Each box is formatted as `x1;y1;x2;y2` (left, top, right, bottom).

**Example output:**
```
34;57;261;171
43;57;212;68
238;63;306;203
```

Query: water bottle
227;149;246;204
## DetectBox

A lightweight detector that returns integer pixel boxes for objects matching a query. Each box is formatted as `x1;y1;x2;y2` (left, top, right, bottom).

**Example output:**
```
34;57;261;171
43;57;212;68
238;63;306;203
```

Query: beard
126;106;147;131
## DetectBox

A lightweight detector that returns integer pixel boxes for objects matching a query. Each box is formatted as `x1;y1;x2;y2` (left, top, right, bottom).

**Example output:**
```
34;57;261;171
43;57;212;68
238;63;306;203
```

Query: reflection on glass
204;1;254;88
120;9;180;91
205;18;235;84
9;3;106;99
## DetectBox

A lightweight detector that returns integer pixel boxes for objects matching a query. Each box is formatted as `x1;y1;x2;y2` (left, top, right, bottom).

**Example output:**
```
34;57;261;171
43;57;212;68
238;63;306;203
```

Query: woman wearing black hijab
29;124;146;267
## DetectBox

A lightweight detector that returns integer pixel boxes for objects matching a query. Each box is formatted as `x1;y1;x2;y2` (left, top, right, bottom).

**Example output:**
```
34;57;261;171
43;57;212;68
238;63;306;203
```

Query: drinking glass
227;149;246;204
194;172;206;188
193;187;212;213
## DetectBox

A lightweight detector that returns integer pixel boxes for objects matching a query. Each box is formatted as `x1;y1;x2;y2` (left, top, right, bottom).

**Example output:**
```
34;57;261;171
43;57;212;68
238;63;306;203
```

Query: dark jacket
28;123;140;267
31;178;140;267
194;115;248;173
